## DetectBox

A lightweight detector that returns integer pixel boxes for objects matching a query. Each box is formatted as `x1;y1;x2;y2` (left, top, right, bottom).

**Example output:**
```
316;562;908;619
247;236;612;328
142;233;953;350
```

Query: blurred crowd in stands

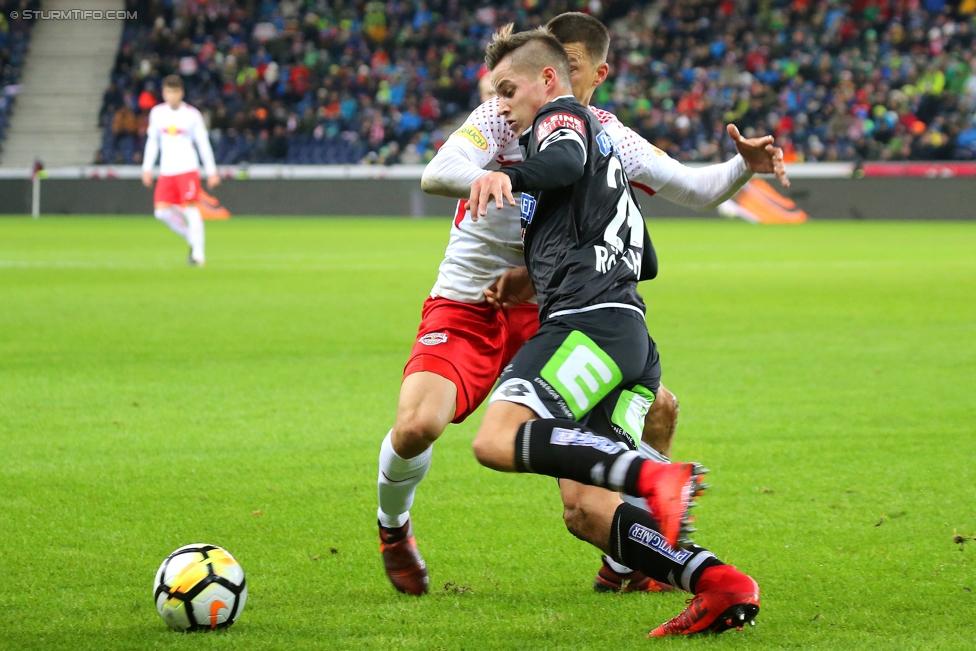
97;0;976;166
0;0;39;154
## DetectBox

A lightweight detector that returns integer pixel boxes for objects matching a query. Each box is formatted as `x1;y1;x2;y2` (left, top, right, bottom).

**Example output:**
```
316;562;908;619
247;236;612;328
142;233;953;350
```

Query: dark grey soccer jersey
500;96;649;322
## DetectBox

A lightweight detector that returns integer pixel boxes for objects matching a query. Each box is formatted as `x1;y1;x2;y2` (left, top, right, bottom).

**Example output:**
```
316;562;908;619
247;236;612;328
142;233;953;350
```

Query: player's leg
181;201;206;265
471;312;705;547
580;384;676;592
168;172;205;265
153;201;190;240
559;480;760;636
378;298;506;595
379;371;456;530
596;384;678;589
377;370;456;596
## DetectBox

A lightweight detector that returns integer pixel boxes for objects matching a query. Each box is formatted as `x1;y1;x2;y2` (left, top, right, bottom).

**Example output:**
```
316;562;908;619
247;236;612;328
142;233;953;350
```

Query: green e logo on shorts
540;331;622;418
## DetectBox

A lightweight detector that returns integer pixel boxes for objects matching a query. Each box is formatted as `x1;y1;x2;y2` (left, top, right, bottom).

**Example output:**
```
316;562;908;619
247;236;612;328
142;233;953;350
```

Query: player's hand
468;171;515;221
727;124;790;188
142;170;153;188
207;173;221;189
485;266;535;309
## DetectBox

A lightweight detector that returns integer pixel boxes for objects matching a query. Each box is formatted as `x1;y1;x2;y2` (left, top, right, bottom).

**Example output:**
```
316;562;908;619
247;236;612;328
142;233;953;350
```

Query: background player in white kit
141;75;219;266
376;13;788;596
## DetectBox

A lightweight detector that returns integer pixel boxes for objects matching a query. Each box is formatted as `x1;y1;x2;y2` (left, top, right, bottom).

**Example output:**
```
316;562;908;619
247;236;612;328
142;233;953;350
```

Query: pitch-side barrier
0;162;973;219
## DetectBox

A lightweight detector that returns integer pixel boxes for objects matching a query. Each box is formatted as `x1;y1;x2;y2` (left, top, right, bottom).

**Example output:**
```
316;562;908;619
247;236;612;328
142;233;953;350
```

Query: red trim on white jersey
632;181;657;197
454;200;467;228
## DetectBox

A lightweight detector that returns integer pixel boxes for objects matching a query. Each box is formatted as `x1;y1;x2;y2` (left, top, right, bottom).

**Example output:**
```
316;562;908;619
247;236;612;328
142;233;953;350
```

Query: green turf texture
1;216;974;650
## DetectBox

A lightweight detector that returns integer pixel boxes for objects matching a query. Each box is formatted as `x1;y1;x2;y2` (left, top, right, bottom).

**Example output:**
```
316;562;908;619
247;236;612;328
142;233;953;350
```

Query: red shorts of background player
154;170;201;205
404;296;539;423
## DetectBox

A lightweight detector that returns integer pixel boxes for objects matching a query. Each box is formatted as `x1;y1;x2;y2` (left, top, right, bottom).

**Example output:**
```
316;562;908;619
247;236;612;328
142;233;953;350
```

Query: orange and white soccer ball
154;543;247;631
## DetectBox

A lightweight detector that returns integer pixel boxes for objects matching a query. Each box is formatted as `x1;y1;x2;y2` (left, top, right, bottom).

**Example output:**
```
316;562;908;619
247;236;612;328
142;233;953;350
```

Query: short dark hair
484;24;571;82
162;75;184;91
546;12;610;63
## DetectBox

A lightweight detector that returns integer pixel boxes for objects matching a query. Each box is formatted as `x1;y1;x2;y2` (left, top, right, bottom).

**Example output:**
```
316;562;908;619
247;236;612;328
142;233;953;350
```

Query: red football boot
648;565;760;637
379;520;429;595
635;462;708;548
593;557;676;594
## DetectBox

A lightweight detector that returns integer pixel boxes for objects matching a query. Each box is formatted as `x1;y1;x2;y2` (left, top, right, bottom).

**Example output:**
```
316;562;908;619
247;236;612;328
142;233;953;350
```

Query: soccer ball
154;543;247;631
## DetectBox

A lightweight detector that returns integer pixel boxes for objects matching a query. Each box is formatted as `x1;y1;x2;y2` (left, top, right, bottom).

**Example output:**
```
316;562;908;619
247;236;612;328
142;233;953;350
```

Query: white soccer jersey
428;97;684;304
142;102;217;177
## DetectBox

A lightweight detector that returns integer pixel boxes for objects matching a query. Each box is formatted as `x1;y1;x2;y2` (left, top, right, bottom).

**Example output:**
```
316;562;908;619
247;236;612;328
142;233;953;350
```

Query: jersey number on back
594;156;643;277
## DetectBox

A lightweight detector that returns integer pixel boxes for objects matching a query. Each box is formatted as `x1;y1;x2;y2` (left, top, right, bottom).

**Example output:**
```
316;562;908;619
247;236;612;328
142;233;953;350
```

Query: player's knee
643;387;679;442
470;433;496;467
471;430;509;470
392;409;446;452
656;387;679;425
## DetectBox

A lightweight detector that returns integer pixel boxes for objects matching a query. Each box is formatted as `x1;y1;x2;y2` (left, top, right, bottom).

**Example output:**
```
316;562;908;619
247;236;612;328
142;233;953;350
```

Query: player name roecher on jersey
499;96;648;322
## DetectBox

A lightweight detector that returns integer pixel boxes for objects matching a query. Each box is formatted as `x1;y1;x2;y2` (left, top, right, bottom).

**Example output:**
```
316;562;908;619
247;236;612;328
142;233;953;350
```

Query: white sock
639;441;671;464
154;207;189;242
611;443;671;574
603;554;633;575
377;430;432;529
183;205;205;262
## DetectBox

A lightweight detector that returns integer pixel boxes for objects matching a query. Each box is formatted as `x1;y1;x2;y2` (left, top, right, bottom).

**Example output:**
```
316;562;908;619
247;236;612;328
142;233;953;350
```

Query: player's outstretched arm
653;125;788;210
597;110;787;211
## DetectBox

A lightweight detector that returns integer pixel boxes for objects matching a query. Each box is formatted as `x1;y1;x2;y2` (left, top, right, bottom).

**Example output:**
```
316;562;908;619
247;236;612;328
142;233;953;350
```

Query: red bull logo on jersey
165;125;188;136
419;332;448;346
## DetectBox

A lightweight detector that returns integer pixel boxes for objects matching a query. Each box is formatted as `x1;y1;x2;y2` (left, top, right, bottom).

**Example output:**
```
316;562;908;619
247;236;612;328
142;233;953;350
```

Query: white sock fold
639;441;670;464
183;205;205;262
154;207;189;241
603;554;633;575
377;430;432;529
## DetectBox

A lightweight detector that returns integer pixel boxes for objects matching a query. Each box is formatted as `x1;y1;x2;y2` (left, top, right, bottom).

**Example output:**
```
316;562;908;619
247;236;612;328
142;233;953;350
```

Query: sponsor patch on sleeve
596;130;614;156
536;112;586;142
453;125;488;150
520;192;537;225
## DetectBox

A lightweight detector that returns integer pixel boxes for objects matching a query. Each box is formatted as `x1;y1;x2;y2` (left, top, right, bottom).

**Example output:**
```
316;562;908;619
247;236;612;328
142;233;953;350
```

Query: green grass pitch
1;216;974;650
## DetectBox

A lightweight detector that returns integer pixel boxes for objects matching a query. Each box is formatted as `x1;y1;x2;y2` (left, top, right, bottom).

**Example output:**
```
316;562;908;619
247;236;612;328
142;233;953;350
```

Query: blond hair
484;24;571;82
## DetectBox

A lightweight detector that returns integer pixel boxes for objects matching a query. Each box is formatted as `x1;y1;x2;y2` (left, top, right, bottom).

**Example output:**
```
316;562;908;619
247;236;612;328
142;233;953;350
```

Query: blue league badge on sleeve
597;131;614;156
520;193;537;224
